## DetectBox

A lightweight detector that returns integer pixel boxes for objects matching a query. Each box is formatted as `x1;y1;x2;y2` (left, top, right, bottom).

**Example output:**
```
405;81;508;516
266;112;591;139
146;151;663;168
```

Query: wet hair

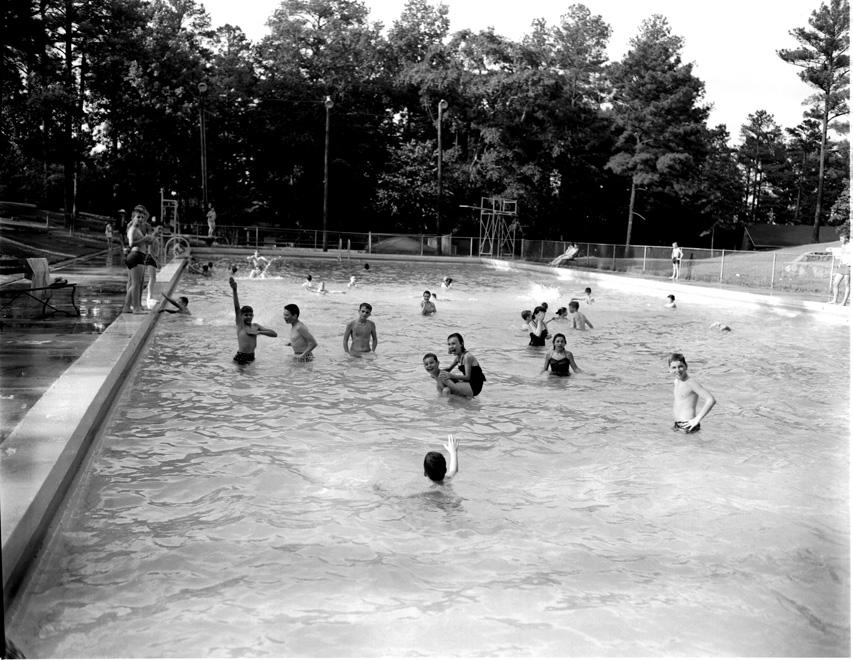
556;307;567;316
540;302;549;311
284;303;300;317
423;290;431;296
231;266;238;274
533;305;545;316
240;305;253;314
179;296;189;306
359;302;372;312
364;263;370;270
207;262;213;268
552;332;566;347
443;277;453;284
667;295;675;302
521;310;532;321
422;352;438;363
584;287;592;294
424;451;447;482
202;265;209;273
447;332;465;348
568;301;579;311
668;352;687;367
305;274;313;282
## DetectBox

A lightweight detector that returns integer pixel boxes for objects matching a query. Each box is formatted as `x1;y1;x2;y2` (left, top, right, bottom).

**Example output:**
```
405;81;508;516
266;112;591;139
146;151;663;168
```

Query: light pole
322;95;333;252
436;99;448;255
197;81;209;211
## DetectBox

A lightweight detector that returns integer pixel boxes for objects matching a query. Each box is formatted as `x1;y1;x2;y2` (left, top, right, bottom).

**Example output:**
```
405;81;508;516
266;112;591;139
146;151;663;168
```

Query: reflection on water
7;260;850;657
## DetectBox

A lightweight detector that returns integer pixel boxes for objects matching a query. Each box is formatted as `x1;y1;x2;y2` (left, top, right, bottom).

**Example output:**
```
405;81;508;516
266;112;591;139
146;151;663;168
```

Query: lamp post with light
436;99;448;255
322;96;333;252
197;82;209;211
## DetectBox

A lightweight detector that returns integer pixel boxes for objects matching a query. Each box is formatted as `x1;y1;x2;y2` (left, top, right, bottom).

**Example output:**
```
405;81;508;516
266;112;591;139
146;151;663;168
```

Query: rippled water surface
8;259;850;656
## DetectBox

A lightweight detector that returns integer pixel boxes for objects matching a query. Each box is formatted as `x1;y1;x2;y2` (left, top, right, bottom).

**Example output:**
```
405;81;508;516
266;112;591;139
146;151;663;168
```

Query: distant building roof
742;224;839;249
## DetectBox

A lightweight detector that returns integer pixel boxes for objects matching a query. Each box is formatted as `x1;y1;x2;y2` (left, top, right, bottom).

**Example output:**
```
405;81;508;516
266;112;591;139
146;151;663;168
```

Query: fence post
719;250;725;283
520;238;525;259
347;239;351;261
642;245;647;272
611;246;616;271
255;227;259;248
540;241;544;260
314;230;317;249
420;235;424;256
368;232;372;254
470;237;474;257
770;253;776;291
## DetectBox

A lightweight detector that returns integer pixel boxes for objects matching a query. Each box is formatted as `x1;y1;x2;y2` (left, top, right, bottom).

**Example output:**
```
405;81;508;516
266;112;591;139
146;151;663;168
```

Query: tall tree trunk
624;177;636;247
63;0;76;230
812;99;830;242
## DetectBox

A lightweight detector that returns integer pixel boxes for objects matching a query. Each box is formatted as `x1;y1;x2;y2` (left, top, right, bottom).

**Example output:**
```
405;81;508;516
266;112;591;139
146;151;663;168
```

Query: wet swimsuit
673;421;700;433
528;328;548;346
143;253;158;268
548;356;571;377
125;250;145;269
234;351;255;364
459;361;486;396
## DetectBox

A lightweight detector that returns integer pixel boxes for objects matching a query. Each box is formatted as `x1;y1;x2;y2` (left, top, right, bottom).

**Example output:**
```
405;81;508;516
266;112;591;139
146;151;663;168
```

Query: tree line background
1;0;849;247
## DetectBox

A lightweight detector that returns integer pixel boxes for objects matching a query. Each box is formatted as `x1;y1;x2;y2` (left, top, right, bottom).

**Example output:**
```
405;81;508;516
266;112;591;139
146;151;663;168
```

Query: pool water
7;259;850;656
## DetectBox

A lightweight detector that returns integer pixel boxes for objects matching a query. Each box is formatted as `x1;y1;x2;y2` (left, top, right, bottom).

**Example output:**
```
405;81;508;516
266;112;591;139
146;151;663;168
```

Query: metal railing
176;224;839;298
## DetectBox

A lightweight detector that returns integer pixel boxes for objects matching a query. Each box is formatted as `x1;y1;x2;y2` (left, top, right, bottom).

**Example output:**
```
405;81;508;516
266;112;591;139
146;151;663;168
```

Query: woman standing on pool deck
541;333;582;377
439;333;486;397
121;205;153;314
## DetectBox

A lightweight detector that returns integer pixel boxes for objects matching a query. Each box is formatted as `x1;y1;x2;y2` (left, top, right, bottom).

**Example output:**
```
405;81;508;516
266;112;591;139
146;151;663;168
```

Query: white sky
201;0;821;141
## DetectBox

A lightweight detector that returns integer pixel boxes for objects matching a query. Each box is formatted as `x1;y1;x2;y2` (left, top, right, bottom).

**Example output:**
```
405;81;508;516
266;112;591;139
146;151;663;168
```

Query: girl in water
541;333;583;377
439;333;486;397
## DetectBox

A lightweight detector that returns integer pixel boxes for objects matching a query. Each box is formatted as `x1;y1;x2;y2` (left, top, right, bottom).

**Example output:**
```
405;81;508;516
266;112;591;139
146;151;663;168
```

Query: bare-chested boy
568;300;593;330
423;352;446;395
229;277;278;364
420;290;436;315
669;352;716;433
343;303;378;355
283;303;318;360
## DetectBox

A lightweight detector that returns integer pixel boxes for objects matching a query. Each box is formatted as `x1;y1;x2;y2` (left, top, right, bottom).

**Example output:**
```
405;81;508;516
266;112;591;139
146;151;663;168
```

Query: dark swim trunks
234;351;255;364
125;250;146;269
143;253;158;268
673;421;700;433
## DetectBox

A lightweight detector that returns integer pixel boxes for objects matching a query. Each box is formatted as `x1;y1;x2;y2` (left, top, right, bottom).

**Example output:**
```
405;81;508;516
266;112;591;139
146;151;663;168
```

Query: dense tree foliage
0;0;848;248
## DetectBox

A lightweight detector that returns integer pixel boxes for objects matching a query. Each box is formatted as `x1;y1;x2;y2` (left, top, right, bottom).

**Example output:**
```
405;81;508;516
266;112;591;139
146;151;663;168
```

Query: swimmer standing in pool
229;277;278;364
439;332;486;398
283;303;318;360
343;303;378;355
669;352;715;433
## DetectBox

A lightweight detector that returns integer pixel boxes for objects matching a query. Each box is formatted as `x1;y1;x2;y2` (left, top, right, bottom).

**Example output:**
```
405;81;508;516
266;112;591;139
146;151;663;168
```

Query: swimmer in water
438;332;486;398
283;303;318;361
424;434;459;483
348;275;357;288
549;307;568;323
343;302;378;355
160;293;190;315
710;321;731;331
669;352;716;433
302;274;314;289
229;277;278;364
441;276;453;289
665;294;677;309
571;287;594;304
527;306;549;346
423;352;446;395
541;333;582;377
568;300;593;330
421;290;436;315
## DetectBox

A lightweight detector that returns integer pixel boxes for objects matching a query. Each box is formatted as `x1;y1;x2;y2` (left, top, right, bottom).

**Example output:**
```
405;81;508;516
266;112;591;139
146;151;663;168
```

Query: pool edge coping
1;258;185;603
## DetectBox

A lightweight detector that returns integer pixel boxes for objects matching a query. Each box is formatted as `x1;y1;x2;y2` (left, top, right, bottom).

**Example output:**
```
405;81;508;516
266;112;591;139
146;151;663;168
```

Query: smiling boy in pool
423;352;447;395
424;434;459;483
343;303;378;355
669;352;716;433
229;277;278;364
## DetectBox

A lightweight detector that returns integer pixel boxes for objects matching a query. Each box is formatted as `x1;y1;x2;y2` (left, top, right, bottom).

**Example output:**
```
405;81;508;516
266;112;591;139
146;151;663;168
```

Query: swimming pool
7;258;850;656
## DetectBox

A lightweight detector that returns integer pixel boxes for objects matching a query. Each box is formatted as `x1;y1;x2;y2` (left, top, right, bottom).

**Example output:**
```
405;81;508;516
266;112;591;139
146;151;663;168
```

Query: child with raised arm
229;277;278;364
571;287;594;304
527;306;549;345
568;300;593;330
420;290;436;315
160;293;190;315
343;303;378;355
424;434;459;483
669;352;716;433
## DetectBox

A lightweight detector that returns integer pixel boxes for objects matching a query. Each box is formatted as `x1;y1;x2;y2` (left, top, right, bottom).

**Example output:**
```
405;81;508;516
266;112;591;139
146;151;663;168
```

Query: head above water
423;290;431;298
447;332;465;354
584;287;592;295
284;303;300;318
568;301;579;311
240;305;253;315
552;332;566;348
521;309;532;321
556;307;567;317
668;352;687;368
179;296;189;306
424;451;447;482
667;294;675;302
359;302;372;313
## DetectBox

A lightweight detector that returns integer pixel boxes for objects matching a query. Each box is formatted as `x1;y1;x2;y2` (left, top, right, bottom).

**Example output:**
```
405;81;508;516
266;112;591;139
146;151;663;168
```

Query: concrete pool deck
0;254;848;605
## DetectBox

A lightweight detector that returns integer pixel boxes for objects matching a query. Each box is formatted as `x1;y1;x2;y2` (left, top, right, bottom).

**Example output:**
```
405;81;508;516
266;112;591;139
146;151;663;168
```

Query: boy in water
343;303;378;355
572;287;594;304
420;290;436;315
160;292;190;315
568;300;593;330
229;277;278;364
283;303;318;361
665;294;677;309
424;434;459;483
669;352;716;433
423;352;447;395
